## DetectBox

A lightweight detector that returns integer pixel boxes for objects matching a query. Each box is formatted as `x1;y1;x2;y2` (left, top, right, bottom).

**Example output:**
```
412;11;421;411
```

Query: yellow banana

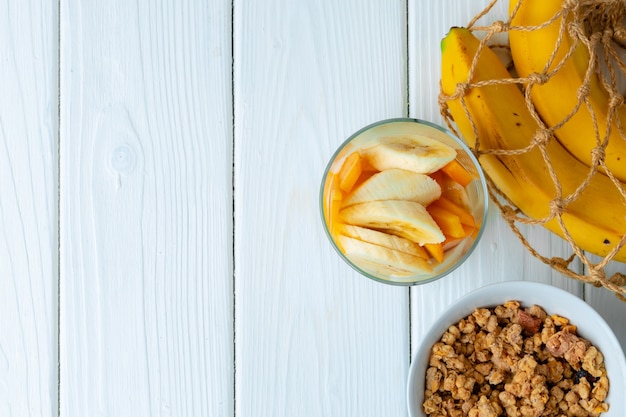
508;0;626;182
440;27;626;262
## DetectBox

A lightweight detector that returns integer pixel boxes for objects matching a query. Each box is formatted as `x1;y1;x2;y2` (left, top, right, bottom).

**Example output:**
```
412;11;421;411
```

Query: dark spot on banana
604;239;610;244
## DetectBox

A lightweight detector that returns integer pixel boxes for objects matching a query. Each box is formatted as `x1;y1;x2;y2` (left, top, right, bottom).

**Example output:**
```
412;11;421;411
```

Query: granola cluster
423;301;609;417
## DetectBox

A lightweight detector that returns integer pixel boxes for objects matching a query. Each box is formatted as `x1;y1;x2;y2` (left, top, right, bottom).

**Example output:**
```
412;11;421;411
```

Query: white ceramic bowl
407;281;626;417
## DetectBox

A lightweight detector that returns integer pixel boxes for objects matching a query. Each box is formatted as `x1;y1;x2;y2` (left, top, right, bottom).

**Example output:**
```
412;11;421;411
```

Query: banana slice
340;200;445;245
361;135;456;174
337;224;429;259
342;168;441;207
337;234;433;277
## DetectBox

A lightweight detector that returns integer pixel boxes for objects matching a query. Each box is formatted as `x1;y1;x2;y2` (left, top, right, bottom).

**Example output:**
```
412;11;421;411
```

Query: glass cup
320;118;488;285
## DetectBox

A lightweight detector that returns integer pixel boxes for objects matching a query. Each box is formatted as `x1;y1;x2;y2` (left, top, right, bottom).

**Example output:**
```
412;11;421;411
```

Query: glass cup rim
319;117;489;286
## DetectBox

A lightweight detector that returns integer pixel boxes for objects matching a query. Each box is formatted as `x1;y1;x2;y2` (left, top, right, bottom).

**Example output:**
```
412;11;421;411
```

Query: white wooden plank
0;0;59;415
583;259;626;351
59;1;233;416
234;1;409;416
408;0;585;357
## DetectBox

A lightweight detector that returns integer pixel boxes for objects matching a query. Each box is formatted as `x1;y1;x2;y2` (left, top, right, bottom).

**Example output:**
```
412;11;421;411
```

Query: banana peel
440;27;626;262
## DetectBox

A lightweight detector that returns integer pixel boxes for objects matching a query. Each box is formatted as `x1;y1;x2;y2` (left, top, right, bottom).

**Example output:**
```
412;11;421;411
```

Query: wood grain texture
59;1;233;416
1;1;621;416
407;0;585;357
0;0;59;415
584;259;626;351
233;1;410;416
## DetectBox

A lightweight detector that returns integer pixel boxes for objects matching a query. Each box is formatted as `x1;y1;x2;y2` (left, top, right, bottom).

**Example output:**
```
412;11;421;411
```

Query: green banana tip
441;26;461;51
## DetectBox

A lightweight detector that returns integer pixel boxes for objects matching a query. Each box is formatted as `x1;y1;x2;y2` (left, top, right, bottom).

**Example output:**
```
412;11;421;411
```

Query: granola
423;301;609;417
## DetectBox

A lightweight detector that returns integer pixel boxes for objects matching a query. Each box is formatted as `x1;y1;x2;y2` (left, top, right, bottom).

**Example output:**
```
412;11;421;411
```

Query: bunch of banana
439;27;626;262
508;0;626;182
323;132;479;278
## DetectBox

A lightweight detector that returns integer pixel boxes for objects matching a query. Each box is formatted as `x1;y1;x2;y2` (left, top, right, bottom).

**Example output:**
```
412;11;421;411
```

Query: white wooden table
2;0;624;416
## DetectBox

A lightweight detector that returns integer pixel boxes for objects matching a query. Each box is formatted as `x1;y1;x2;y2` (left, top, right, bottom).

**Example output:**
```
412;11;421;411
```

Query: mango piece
442;225;476;251
431;196;475;227
338;152;363;193
441;159;474;187
427;205;465;239
323;173;344;236
465;224;479;240
424;243;444;263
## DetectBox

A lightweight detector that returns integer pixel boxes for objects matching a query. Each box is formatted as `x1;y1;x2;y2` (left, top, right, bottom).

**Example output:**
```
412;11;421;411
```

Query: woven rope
439;0;626;301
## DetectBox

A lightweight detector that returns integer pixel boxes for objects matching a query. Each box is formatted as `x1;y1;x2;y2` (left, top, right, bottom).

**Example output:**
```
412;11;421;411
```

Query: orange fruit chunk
427;205;466;239
440;159;474;187
430;196;475;227
424;243;444;263
338;152;363;193
323;173;344;235
442;225;476;250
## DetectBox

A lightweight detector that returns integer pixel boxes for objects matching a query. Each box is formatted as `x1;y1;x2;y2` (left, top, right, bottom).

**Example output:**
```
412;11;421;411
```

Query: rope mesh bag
439;0;626;300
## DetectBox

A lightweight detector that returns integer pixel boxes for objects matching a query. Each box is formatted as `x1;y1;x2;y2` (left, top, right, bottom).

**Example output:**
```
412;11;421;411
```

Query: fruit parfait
320;118;488;285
